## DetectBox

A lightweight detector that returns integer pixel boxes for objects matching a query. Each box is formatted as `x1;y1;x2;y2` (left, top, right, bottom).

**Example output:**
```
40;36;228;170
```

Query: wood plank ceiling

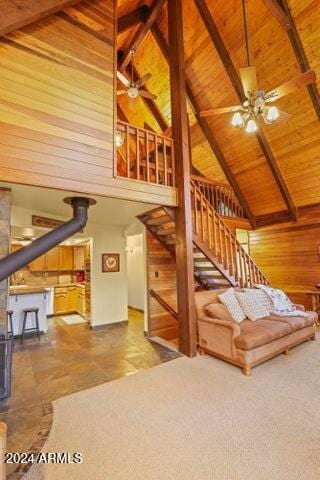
117;0;320;221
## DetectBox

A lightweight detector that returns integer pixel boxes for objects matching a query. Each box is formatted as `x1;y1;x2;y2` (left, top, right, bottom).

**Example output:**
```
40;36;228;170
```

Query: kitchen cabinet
67;286;78;311
29;253;46;272
73;246;85;270
54;287;68;314
76;287;85;314
59;246;73;271
46;247;60;271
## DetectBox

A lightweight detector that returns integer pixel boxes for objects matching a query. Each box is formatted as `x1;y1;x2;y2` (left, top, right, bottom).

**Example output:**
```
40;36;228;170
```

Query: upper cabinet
59;246;73;271
73;246;85;271
27;246;77;272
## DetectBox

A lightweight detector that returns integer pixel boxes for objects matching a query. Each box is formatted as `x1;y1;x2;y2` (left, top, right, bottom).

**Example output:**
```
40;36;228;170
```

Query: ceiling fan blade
117;90;127;96
239;66;258;99
200;106;244;118
136;73;152;88
140;90;157;100
265;69;316;102
117;71;130;87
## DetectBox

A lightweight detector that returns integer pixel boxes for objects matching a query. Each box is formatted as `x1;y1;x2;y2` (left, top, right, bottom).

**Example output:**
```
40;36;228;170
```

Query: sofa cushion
204;303;235;323
219;288;246;323
234;319;291;350
266;312;316;332
236;290;272;321
194;289;227;320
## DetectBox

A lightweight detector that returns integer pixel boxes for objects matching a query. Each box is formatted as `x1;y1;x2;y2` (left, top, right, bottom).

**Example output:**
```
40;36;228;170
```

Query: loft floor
0;310;181;476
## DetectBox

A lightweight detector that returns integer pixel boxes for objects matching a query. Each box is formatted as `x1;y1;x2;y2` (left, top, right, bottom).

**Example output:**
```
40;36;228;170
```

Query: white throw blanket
255;284;309;318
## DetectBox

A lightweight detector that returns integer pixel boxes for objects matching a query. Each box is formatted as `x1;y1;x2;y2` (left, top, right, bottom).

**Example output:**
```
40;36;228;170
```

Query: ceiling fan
199;0;316;133
117;49;157;100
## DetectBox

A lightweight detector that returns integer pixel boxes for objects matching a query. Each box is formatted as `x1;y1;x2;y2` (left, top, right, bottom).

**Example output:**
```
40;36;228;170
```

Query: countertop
9;286;50;296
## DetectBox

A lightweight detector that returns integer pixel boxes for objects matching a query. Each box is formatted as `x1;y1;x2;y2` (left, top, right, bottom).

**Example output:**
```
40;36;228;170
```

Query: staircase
138;180;268;317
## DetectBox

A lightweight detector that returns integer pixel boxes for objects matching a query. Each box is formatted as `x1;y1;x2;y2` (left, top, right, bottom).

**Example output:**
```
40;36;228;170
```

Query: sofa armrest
198;315;241;358
294;303;306;312
199;315;241;336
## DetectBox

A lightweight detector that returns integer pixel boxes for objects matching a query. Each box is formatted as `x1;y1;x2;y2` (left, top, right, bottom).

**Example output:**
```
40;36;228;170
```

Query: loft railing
116;120;175;187
191;174;246;219
190;180;268;288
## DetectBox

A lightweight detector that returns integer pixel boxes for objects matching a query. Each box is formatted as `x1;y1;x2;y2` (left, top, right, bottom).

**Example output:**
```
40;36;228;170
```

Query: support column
168;0;196;357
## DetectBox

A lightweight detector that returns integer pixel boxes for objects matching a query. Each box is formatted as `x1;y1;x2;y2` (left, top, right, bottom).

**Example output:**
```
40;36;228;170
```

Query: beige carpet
26;340;320;480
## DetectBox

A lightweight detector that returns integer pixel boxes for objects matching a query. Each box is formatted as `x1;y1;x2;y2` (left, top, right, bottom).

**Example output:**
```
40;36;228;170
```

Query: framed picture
102;253;120;273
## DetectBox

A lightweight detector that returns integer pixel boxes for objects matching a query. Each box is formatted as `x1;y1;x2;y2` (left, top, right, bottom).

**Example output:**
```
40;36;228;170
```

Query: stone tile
36;375;77;403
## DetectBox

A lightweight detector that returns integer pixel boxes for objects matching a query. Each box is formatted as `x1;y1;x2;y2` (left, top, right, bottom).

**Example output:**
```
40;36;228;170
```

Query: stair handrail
190;180;268;288
191;174;246;219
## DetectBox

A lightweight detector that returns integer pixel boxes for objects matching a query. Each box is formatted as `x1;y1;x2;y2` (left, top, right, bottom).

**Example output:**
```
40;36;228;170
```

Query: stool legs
35;310;40;341
21;311;27;344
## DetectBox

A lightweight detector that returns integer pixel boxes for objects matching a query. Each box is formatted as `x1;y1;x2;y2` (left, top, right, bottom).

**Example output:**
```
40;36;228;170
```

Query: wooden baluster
206;202;211;248
155;134;159;184
218;219;223;263
200;194;205;242
229;231;235;276
213;210;217;256
234;241;240;284
193;186;199;235
242;251;248;287
126;124;130;178
136;128;140;180
163;138;167;186
223;224;229;268
171;140;175;187
146;131;150;183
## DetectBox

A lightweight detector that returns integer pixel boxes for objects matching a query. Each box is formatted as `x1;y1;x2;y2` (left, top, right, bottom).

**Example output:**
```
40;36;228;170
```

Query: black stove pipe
0;196;96;283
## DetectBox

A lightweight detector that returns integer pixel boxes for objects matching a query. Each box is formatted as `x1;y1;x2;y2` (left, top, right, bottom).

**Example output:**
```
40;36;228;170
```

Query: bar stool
7;310;14;345
21;307;40;344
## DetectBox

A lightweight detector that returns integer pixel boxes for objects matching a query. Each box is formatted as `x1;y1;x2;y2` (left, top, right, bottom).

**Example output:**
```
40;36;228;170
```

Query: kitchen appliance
76;271;85;283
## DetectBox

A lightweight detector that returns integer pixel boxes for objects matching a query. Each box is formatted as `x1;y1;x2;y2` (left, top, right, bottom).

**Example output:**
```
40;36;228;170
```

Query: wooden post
168;0;196;357
0;422;7;480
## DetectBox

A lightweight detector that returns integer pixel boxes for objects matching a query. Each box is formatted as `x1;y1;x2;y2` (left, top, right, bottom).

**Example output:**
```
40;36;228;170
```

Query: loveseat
195;288;317;376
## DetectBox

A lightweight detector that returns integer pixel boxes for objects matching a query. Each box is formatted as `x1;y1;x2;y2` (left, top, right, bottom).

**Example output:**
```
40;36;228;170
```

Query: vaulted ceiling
117;0;320;223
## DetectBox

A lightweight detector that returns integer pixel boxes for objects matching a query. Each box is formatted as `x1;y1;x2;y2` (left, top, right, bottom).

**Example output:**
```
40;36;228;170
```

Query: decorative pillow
204;303;235;323
218;288;246;323
235;290;272;321
243;288;273;313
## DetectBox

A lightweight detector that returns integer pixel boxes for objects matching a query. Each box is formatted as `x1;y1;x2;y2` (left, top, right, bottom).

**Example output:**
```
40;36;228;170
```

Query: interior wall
0;188;11;333
11;205;128;327
126;234;145;312
249;223;320;309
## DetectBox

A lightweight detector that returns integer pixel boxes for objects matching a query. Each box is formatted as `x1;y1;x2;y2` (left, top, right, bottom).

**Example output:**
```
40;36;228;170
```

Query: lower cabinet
54;285;85;315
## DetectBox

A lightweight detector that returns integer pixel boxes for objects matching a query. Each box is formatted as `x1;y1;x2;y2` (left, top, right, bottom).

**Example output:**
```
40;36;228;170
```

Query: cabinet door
29;253;46;272
54;292;67;314
67;287;77;311
77;289;85;314
59;246;73;271
73;246;85;270
46;247;60;271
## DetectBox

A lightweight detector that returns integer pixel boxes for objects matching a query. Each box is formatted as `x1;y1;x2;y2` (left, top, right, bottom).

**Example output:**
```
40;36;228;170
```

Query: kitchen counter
53;283;85;288
9;286;50;296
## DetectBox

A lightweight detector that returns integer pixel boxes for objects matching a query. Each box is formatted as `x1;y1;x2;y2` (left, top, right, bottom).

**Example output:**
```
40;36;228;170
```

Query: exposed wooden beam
119;0;166;72
193;0;297;221
168;0;196;358
0;0;81;37
260;0;292;30
256;125;297;220
151;21;256;226
118;5;149;34
276;0;320;121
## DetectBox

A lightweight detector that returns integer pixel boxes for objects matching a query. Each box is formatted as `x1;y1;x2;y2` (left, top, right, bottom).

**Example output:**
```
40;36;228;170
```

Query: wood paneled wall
249;223;320;309
0;0;176;207
146;230;177;340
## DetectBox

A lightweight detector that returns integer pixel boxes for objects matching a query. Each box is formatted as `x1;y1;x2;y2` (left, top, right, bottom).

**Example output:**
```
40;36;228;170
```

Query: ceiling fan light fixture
115;130;125;148
266;105;280;123
127;86;139;99
231;112;245;128
245;117;258;133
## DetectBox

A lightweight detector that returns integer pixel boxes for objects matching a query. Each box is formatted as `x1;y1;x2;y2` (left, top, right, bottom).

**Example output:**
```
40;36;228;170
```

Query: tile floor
0;309;181;473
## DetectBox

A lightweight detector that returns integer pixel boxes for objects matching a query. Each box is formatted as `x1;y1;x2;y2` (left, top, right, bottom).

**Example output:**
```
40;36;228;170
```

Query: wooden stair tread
157;227;176;236
147;215;173;226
